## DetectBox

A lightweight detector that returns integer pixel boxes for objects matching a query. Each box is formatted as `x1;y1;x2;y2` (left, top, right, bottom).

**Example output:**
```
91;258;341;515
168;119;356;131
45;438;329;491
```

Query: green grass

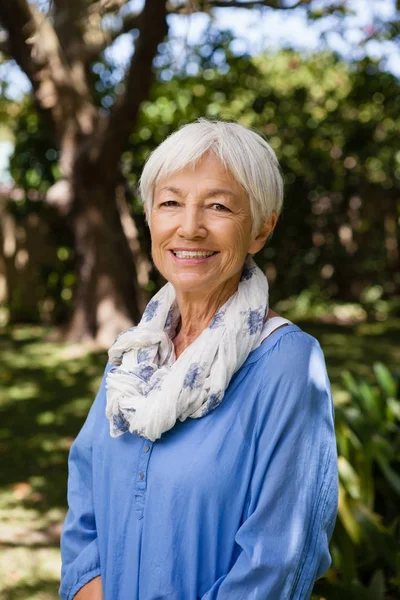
0;319;399;599
297;318;400;388
0;325;107;599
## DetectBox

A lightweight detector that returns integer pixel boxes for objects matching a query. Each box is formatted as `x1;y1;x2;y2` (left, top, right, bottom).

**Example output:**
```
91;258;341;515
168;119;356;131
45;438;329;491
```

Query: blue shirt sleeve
59;364;110;600
201;331;338;600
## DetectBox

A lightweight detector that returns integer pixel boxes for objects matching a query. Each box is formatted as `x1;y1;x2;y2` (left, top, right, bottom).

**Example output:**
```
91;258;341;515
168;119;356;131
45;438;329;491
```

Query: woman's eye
211;203;230;212
160;200;179;207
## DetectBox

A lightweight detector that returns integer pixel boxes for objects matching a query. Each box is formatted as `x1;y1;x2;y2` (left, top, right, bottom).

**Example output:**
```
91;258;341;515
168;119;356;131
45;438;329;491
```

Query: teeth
173;251;215;258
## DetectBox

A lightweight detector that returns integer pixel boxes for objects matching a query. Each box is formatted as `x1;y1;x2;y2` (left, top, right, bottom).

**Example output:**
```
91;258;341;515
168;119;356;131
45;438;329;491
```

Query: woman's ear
248;212;278;255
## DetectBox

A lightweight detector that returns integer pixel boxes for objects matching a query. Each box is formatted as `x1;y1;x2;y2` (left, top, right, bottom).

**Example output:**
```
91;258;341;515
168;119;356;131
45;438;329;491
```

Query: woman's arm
59;365;110;600
74;576;103;600
201;332;338;600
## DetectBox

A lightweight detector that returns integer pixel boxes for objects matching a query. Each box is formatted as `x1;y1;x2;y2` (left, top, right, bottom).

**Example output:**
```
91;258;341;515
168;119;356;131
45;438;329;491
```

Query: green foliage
9;98;59;194
0;325;107;598
6;36;400;322
5;99;75;324
315;364;400;598
0;323;399;598
125;41;400;307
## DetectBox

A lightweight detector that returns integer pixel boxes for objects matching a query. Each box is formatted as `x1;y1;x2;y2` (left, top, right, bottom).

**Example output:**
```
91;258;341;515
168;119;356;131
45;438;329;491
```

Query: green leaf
368;570;386;600
371;434;394;460
373;362;397;398
337;487;361;543
358;380;382;421
358;451;375;509
387;398;400;422
341;371;361;401
338;456;360;499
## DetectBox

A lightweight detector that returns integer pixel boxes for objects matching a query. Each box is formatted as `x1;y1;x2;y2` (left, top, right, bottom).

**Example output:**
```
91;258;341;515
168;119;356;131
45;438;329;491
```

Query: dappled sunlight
0;488;63;599
8;382;40;402
0;0;397;592
297;319;400;397
0;326;107;597
0;546;60;599
0;322;398;598
0;326;106;511
308;344;329;391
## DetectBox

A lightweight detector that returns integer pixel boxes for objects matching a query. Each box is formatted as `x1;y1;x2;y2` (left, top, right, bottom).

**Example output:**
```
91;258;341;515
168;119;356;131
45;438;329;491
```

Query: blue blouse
60;324;338;600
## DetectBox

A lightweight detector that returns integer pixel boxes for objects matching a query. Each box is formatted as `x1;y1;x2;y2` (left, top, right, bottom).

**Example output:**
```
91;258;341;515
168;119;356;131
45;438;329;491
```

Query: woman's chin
170;273;216;294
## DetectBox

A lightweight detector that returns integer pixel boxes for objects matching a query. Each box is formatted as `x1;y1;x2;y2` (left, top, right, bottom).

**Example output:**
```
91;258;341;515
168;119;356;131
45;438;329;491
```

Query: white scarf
105;257;269;441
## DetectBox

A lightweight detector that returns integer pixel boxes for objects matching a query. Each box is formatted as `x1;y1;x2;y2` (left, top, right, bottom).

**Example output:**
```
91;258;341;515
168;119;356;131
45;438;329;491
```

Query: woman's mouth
169;249;219;263
172;250;216;258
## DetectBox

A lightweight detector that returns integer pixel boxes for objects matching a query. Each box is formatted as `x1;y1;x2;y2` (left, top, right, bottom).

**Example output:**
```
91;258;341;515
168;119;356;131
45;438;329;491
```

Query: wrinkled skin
149;152;278;357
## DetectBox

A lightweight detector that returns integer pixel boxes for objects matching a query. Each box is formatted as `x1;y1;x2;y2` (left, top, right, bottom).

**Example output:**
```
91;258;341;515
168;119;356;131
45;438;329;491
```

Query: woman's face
150;152;273;297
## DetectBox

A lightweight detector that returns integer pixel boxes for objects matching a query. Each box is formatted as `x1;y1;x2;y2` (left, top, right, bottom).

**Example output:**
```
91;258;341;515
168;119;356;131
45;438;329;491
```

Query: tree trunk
66;169;144;347
0;0;168;345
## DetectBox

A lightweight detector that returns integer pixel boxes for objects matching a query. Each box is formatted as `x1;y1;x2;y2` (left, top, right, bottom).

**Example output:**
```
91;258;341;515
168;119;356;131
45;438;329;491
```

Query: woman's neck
173;303;279;359
173;278;240;358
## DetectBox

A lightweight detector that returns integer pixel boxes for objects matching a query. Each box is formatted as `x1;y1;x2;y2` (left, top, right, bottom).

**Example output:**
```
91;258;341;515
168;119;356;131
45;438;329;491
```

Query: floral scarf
105;256;269;441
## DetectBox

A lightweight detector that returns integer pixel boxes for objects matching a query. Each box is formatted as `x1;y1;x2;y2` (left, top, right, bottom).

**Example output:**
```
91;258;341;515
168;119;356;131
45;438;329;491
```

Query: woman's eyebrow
204;188;235;198
159;186;235;198
159;186;183;196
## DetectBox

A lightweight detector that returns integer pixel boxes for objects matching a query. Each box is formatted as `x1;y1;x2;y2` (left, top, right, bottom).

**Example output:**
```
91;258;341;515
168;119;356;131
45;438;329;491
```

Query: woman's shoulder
243;324;333;434
249;322;324;369
245;322;330;397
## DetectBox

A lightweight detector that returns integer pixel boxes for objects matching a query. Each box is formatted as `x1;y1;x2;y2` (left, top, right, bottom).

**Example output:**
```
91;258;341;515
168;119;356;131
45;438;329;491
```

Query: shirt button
144;445;150;453
138;471;145;481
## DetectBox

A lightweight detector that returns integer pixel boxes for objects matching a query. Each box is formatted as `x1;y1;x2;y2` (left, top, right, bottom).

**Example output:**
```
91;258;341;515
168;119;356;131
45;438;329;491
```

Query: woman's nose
177;206;207;239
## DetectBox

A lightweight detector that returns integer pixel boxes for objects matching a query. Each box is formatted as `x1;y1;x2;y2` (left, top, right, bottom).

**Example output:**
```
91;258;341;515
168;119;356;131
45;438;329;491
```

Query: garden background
0;0;399;598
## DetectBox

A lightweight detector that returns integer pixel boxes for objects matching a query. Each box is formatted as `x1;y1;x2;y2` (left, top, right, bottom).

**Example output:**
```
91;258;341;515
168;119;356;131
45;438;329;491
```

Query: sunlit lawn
0;319;399;599
0;326;106;599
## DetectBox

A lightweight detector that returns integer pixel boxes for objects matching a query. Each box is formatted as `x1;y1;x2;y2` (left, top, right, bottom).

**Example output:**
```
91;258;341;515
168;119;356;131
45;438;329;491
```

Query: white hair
139;118;284;233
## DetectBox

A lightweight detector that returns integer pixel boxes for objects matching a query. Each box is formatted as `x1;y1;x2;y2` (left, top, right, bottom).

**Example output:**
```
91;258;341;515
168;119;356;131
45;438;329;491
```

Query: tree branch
86;0;308;58
167;0;309;13
89;0;127;17
0;0;97;183
0;30;10;56
84;10;142;58
0;0;43;86
52;0;91;61
91;0;168;173
0;1;78;104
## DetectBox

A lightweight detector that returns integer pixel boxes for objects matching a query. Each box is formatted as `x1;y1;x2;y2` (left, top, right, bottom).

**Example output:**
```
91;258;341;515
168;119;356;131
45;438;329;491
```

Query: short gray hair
139;118;284;232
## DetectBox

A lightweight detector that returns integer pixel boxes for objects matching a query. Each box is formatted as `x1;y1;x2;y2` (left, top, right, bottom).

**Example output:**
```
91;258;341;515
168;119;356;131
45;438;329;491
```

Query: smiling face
149;152;275;300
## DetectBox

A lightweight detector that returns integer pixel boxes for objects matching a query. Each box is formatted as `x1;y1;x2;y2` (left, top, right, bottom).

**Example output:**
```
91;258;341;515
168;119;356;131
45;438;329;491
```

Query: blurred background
0;0;399;598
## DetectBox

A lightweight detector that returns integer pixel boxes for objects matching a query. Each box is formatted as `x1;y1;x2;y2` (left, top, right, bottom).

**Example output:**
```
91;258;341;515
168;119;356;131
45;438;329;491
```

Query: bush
313;363;400;599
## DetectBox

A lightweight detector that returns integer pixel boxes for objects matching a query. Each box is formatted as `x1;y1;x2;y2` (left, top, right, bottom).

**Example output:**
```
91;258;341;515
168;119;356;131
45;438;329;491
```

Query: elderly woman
60;119;338;600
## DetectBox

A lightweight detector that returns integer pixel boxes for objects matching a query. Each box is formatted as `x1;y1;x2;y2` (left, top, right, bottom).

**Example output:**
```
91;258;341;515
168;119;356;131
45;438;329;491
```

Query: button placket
134;440;154;519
